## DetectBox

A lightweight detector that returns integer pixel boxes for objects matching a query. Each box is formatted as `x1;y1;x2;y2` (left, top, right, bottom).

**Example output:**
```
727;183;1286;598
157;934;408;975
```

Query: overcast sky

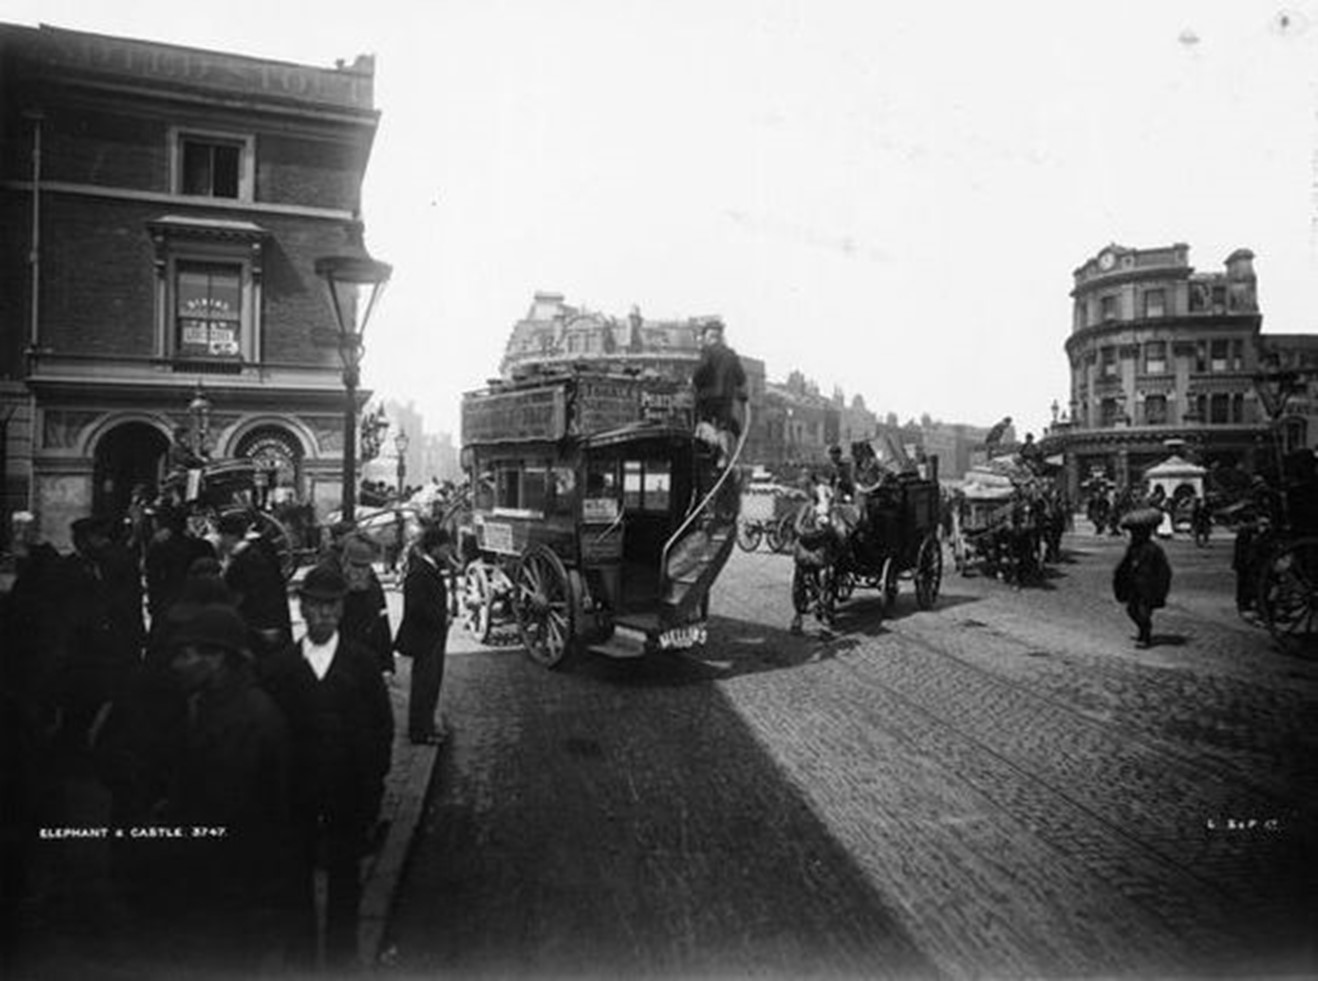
7;0;1318;441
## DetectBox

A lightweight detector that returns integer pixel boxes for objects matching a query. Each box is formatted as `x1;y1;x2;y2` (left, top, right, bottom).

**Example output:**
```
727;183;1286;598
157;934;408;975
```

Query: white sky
6;0;1318;440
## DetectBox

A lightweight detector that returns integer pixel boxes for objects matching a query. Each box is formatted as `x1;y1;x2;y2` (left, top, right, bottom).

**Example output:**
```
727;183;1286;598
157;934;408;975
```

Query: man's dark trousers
408;634;446;739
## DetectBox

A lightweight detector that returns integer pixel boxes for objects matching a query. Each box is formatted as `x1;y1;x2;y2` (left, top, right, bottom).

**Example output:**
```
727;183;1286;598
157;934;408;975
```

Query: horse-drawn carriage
791;462;943;633
1232;451;1318;655
453;366;743;667
156;458;313;580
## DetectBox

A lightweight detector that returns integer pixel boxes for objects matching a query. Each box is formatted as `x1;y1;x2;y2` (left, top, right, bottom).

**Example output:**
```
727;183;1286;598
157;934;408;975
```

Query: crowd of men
0;502;455;974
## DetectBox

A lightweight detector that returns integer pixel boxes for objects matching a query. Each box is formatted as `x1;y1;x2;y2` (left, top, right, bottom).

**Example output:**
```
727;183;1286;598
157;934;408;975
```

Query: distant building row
500;291;998;478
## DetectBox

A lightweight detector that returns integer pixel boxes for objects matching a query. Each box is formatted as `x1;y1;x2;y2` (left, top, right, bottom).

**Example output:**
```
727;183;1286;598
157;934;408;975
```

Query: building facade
1046;243;1271;499
0;23;383;545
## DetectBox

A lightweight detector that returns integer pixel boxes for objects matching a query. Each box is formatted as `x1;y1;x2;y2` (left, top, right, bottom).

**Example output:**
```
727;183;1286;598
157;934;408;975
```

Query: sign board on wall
462;387;567;444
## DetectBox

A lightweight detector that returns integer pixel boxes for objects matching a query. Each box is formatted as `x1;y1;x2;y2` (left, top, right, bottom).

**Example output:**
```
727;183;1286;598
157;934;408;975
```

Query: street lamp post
188;381;212;458
394;428;409;498
314;219;391;524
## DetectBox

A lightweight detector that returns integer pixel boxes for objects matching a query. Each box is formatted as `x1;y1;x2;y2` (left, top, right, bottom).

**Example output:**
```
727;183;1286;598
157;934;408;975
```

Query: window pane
176;263;242;358
522;466;548;513
623;461;642;510
496;467;520;509
1144;290;1165;318
1145;395;1167;425
1210;394;1229;423
643;462;671;511
214;145;240;198
181;139;241;198
182;142;212;195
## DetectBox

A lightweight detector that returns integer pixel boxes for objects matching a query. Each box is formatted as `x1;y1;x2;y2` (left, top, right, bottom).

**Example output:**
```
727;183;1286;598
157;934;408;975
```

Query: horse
789;482;846;635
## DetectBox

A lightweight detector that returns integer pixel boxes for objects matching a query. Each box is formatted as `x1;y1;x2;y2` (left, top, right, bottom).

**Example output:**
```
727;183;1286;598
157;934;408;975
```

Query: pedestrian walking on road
1113;508;1172;649
394;525;454;745
262;564;393;969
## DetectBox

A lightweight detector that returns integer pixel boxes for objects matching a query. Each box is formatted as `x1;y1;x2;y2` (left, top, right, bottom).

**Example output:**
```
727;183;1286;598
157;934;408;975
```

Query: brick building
0;23;384;545
1044;243;1271;499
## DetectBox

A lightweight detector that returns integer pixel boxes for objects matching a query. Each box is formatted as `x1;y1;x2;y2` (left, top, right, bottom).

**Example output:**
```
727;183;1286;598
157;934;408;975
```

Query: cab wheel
460;561;494;644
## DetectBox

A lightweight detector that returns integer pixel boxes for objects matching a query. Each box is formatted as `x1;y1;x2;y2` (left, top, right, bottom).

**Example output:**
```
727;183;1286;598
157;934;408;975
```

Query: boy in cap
334;533;394;675
1113;509;1173;648
149;603;293;972
261;563;393;968
217;511;291;660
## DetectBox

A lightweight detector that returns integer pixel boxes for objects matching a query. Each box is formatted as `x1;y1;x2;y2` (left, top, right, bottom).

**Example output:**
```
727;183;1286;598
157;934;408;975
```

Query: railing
659;402;752;582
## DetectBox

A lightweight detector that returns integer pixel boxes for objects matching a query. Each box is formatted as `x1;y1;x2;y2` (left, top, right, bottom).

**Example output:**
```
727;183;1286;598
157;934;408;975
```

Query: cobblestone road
385;529;1318;980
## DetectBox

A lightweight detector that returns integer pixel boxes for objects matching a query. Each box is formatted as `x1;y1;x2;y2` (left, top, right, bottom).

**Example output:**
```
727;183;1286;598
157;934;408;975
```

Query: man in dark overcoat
149;603;294;972
394;525;454;745
218;511;291;661
53;515;144;748
335;533;394;675
692;319;747;461
262;564;393;969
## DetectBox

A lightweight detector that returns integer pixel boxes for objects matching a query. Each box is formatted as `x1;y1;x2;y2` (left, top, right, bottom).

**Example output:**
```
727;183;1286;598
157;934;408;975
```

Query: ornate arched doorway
234;425;304;503
92;422;170;520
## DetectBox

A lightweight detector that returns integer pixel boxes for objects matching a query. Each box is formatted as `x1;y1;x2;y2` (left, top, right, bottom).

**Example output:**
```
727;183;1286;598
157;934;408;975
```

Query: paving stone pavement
381;530;1318;979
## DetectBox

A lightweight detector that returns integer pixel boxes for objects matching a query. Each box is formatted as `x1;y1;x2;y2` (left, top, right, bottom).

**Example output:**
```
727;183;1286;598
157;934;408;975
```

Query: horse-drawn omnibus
454;365;743;668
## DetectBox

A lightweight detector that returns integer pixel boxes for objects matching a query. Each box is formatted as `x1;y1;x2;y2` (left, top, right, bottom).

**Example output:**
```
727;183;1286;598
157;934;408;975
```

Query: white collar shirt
302;632;338;681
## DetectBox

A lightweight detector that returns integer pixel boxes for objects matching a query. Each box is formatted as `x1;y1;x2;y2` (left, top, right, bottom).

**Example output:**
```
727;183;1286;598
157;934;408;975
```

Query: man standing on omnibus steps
692;319;747;467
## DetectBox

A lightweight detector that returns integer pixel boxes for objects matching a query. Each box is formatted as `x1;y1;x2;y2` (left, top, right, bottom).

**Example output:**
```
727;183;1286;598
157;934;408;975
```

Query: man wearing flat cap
261;563;393;968
217;511;291;660
334;533;394;675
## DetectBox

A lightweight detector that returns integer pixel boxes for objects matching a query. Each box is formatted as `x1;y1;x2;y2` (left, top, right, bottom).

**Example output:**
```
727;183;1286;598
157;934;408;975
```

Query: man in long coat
218;511;291;661
335;533;394;675
394;525;454;745
261;564;393;969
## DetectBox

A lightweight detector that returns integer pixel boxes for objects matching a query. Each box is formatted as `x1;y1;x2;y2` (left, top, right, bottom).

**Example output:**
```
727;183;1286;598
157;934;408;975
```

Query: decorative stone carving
42;410;101;449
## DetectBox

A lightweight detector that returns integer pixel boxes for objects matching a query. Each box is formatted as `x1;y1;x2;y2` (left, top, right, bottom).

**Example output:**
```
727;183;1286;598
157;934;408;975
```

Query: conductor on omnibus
692;318;747;465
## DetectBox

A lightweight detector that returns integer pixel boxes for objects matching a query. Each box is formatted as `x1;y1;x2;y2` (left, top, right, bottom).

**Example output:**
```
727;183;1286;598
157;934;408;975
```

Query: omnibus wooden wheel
513;544;579;668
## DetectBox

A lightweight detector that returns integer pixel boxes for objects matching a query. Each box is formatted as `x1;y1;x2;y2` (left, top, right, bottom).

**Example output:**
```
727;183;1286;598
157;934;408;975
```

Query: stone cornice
2;180;354;222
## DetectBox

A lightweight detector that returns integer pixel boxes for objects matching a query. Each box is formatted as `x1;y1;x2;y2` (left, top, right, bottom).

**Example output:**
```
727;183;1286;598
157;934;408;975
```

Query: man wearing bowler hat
394;525;454;745
261;564;393;968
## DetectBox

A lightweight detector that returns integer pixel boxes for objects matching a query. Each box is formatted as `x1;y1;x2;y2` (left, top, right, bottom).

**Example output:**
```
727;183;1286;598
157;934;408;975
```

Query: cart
454;366;745;668
950;464;1047;585
737;479;808;553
